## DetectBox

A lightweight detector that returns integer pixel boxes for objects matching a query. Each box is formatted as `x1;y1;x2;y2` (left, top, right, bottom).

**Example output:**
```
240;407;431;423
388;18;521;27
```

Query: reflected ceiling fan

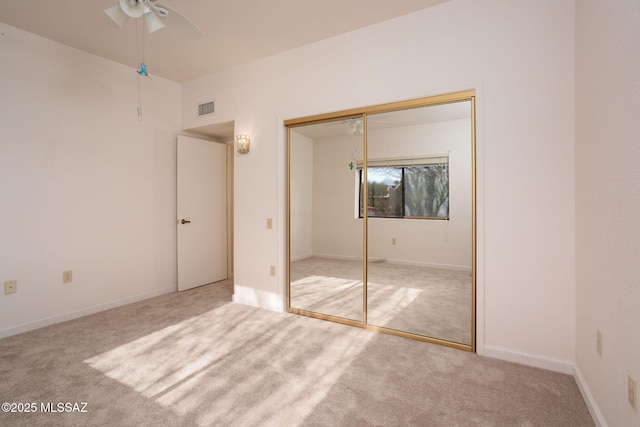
104;0;204;38
341;117;387;135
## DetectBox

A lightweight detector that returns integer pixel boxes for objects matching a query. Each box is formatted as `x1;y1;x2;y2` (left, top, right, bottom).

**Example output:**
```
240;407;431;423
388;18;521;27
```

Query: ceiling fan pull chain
135;17;143;121
137;75;142;121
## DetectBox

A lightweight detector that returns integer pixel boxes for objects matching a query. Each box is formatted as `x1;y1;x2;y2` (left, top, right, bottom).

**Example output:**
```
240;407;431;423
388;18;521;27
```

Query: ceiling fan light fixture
119;0;145;18
346;118;363;135
104;4;129;27
144;11;166;33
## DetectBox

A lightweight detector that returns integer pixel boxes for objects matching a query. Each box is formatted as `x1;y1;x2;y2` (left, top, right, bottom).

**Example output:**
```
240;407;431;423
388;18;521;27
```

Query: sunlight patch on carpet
290;274;423;325
84;302;376;425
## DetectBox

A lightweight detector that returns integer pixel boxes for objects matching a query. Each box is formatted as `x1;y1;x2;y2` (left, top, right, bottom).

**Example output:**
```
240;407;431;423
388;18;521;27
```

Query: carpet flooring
0;280;593;426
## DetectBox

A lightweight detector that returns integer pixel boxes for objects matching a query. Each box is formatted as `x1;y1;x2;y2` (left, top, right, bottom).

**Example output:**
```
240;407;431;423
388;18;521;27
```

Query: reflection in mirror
288;118;364;322
365;102;473;345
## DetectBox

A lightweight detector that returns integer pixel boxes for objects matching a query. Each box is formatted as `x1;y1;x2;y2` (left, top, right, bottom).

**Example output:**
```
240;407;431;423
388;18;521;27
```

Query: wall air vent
198;101;215;117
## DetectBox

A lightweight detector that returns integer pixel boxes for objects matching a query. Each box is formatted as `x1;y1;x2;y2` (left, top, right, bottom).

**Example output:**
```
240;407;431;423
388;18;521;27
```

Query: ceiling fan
104;0;204;38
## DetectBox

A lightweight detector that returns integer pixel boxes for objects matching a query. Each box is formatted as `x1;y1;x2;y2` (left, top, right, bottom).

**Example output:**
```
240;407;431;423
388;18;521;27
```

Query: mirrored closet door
288;117;365;325
286;91;476;351
365;102;473;347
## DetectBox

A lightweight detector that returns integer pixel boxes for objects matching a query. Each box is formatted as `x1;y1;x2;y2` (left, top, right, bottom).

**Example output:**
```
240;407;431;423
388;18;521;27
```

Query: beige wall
366;118;472;269
310;133;364;261
289;131;314;261
0;23;182;337
575;1;640;425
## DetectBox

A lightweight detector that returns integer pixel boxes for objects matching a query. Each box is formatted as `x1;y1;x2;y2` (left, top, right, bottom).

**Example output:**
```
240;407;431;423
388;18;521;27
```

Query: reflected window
358;159;449;219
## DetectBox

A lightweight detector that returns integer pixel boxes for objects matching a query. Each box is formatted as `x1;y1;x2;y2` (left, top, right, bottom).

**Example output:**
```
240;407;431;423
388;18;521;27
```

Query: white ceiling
0;0;449;83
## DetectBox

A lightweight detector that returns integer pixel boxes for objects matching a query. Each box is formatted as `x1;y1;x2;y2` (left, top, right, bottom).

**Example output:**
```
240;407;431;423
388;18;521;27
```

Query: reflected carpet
291;257;472;344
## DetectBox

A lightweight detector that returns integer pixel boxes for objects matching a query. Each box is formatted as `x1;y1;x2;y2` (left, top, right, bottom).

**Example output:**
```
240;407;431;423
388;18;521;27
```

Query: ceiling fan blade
157;3;204;38
144;0;169;18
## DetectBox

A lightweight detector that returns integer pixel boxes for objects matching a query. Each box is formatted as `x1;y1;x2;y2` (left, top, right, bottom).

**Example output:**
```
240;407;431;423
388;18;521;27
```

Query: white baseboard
574;365;608;427
0;286;176;340
480;344;574;375
386;258;472;272
305;253;471;272
312;253;361;262
232;284;284;312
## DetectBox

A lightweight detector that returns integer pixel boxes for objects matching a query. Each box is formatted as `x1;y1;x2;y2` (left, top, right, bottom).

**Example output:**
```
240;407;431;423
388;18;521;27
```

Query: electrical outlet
63;270;73;283
4;280;17;295
629;374;638;411
269;265;276;277
266;218;272;229
596;329;602;356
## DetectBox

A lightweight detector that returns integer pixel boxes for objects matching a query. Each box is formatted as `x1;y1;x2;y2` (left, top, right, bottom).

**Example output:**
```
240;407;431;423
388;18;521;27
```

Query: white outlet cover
4;280;17;295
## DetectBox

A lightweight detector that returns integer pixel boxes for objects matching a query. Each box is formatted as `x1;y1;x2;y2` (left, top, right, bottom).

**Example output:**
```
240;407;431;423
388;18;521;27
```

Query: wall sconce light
236;135;250;154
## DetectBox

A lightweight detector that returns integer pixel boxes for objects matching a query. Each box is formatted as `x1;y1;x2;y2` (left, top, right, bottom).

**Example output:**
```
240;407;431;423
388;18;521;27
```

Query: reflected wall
288;119;364;323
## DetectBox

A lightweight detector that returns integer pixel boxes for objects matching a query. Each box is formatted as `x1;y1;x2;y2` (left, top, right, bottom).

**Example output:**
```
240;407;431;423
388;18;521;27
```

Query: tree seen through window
359;164;449;219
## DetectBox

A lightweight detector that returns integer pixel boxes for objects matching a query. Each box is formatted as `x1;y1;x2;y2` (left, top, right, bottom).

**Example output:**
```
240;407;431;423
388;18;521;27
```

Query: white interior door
177;135;227;291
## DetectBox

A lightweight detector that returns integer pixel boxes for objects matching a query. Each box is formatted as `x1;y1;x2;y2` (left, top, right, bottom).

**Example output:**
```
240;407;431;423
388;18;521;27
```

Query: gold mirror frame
285;90;476;352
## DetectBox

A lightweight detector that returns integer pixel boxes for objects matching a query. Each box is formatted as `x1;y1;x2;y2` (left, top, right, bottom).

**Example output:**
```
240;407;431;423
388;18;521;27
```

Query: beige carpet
290;257;472;345
0;280;593;426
